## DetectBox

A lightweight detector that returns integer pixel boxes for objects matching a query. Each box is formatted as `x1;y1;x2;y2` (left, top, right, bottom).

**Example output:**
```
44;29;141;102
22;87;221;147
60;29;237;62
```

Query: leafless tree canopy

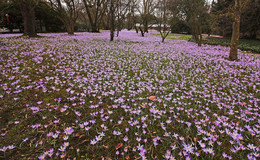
48;0;81;34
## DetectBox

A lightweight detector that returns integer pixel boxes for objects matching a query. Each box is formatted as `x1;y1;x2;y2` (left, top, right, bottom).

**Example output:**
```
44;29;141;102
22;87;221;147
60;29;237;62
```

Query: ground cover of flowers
0;31;259;160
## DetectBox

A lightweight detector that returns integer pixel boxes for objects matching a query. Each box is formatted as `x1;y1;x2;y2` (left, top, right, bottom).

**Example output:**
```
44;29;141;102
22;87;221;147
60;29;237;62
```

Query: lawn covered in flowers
0;31;259;160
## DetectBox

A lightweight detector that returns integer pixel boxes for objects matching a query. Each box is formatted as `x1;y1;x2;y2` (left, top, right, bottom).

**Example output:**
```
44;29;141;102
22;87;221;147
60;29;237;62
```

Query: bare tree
48;0;80;35
189;0;204;46
82;0;107;32
115;0;131;37
180;0;208;46
125;0;138;31
137;0;158;34
155;0;170;42
129;0;139;33
108;0;130;41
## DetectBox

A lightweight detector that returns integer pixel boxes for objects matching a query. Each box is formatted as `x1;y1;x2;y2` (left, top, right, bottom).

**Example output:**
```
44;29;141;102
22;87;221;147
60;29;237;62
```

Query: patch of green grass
156;33;260;53
153;33;192;41
191;37;260;53
167;34;192;41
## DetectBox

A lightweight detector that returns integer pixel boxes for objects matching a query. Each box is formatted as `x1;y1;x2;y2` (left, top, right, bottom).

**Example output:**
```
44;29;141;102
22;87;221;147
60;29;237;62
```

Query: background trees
137;0;158;33
177;0;210;46
0;0;258;43
211;0;233;38
35;2;64;32
47;0;81;35
211;0;259;40
155;0;171;42
0;0;23;32
169;0;190;34
125;0;138;31
82;0;107;32
109;0;115;41
240;0;260;39
0;0;64;35
114;0;131;37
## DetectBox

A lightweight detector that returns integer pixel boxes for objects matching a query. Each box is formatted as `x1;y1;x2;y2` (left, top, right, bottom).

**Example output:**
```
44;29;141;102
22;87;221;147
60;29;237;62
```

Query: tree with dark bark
18;0;38;37
229;0;249;61
108;0;130;41
109;0;115;41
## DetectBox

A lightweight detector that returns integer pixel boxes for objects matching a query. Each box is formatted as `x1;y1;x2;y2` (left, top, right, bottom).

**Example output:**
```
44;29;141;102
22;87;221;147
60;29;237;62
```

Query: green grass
153;34;192;41
0;32;259;160
155;33;260;53
166;34;192;41
191;37;260;53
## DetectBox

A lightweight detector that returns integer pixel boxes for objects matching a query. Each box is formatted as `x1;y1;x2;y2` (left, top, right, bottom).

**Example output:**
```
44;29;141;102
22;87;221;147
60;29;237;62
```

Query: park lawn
197;37;260;53
153;33;192;41
155;33;260;53
165;34;192;41
0;31;259;160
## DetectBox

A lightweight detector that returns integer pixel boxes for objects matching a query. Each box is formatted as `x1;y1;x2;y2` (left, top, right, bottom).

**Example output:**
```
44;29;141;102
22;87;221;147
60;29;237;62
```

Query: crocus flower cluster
0;31;259;159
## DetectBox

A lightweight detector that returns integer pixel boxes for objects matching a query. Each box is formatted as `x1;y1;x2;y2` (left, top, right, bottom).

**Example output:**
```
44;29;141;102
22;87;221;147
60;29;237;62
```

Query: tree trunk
134;25;138;33
60;18;75;35
106;12;111;30
83;0;96;32
229;0;241;61
117;29;120;37
162;38;165;43
19;0;37;37
66;22;74;35
116;20;121;37
110;0;115;41
91;24;99;33
192;25;199;42
144;18;148;33
140;27;144;37
191;15;199;43
39;19;42;32
222;26;227;38
162;36;165;43
198;23;202;47
191;27;196;40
